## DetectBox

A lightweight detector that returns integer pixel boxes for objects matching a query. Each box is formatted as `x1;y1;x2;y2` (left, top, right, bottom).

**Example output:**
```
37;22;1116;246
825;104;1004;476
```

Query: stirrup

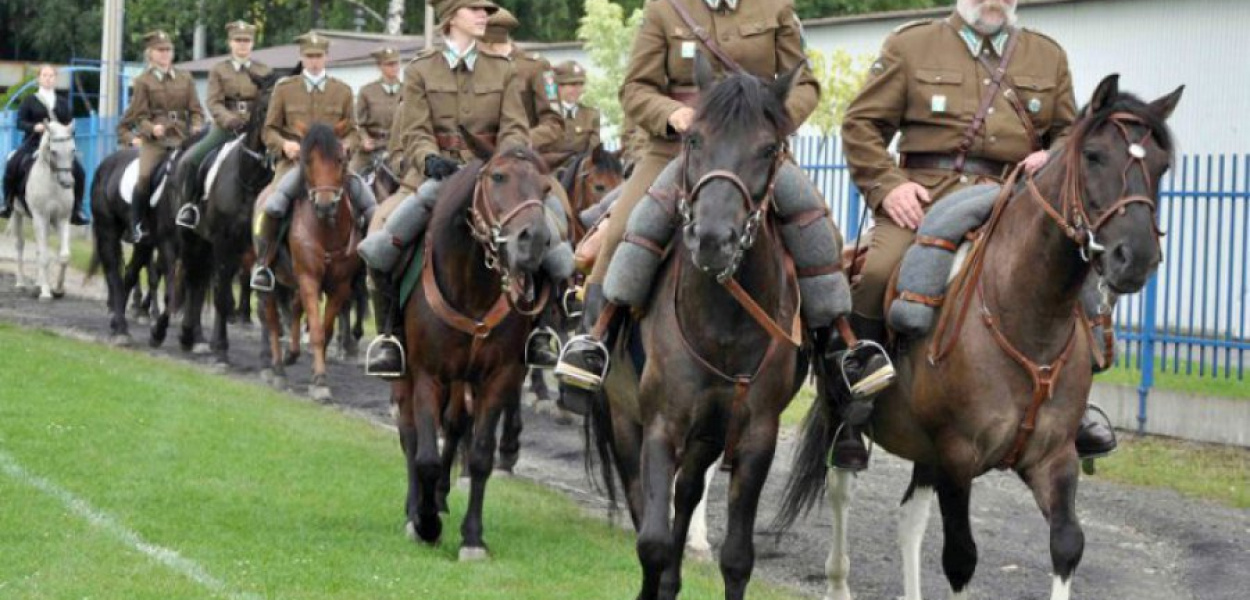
1079;403;1118;460
554;334;610;391
365;334;406;378
840;340;896;401
524;326;562;370
176;204;200;229
250;265;275;292
561;286;583;320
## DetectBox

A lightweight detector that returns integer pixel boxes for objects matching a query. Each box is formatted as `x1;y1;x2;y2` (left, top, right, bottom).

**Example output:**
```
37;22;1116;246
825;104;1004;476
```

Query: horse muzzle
1098;236;1160;294
500;221;550;274
684;221;740;276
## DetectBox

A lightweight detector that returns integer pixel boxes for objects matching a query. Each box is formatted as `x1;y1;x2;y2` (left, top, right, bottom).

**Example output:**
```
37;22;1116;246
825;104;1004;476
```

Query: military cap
553;60;586;85
143;30;174;50
295;31;330;56
429;0;499;28
370;46;401;64
482;8;518;44
226;20;258;41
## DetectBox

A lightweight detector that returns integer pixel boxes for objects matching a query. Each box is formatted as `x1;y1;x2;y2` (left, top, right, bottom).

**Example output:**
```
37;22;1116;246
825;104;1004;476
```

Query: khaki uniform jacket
393;48;530;188
263;75;358;158
843;14;1078;209
547;104;601;163
207;60;273;131
509;47;564;149
357;79;402;148
119;68;205;148
622;0;819;157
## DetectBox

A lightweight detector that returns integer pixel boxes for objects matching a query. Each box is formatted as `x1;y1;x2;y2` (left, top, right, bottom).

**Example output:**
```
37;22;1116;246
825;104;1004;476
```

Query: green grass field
0;323;806;600
1094;435;1250;509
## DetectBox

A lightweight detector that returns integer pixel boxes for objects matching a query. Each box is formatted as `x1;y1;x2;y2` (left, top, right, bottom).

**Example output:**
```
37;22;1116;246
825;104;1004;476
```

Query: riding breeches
185;124;234;171
131;142;170;221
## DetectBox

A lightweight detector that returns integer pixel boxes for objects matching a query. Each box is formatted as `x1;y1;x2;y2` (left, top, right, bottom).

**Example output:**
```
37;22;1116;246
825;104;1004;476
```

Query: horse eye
1082;149;1104;165
686;135;702;150
761;143;779;159
593;184;606;193
491;172;506;183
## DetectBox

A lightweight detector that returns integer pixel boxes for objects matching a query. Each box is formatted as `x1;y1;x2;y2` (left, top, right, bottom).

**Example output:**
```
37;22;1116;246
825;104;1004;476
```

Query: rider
121;30;205;243
176;20;273;229
249;32;379;292
349;46;404;177
553;0;894;422
540;61;601;169
356;0;573;378
478;8;565;168
840;0;1116;463
1;64;89;225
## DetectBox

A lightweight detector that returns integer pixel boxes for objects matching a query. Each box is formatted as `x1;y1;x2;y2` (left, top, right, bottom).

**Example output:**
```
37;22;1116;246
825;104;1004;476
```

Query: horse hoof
192;342;212;356
310;385;333;403
109;334;132;347
497;451;519;474
405;520;441;546
685;543;714;563
51;290;65;299
458;546;490;562
283;352;300;366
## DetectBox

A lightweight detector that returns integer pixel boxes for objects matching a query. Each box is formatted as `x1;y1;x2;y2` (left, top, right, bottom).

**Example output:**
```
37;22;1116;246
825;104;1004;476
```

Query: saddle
120;151;175;207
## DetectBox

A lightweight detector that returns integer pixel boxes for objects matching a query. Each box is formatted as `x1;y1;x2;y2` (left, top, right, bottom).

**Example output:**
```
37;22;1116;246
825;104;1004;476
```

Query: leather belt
669;85;700;108
435;132;497;151
166;111;187;123
901;152;1010;179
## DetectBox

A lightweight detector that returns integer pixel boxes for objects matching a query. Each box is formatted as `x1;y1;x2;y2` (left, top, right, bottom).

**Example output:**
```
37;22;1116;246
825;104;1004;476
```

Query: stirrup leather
176;204;200;229
250;265;275;293
554;334;610;390
365;334;406;378
840;340;897;400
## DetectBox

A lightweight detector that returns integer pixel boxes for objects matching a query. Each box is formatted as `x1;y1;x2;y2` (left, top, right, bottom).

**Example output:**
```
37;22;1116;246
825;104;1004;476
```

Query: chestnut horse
255;122;362;401
393;144;553;560
777;75;1183;600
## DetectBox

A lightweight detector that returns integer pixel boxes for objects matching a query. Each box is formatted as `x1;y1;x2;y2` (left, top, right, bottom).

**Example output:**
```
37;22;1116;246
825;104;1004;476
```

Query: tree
804;46;873;137
576;0;643;132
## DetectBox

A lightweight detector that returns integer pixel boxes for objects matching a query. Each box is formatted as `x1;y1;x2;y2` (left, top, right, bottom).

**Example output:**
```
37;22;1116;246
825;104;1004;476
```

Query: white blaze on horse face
824;469;856;600
899;486;935;600
1050;575;1072;600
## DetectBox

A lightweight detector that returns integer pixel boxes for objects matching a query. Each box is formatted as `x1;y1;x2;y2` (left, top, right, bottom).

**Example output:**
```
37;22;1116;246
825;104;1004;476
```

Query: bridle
43;131;76;189
466;161;551;316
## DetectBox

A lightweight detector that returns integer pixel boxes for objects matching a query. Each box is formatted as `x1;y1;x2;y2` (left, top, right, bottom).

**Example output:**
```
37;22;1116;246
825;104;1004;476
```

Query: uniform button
987;107;995;115
960;175;969;184
983;78;991;86
935;76;942;82
989;135;997;143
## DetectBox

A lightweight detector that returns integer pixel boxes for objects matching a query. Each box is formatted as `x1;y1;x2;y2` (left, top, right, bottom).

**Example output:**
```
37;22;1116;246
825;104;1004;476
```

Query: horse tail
772;354;841;532
85;172;109;280
581;390;620;517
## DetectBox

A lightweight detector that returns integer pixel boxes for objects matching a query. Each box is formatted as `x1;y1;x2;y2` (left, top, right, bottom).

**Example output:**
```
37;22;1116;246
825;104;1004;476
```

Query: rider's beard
958;0;1018;35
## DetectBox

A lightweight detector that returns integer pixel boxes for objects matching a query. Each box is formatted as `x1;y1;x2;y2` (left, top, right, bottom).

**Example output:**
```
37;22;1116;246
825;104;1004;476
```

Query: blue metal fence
790;135;1250;429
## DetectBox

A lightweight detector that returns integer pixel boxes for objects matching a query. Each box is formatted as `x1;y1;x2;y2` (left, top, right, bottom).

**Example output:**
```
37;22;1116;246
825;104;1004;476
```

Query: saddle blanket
120;150;180;208
203;138;243;200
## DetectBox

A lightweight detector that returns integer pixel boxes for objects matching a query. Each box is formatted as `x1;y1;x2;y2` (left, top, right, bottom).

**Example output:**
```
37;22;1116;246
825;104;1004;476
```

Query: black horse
174;70;281;362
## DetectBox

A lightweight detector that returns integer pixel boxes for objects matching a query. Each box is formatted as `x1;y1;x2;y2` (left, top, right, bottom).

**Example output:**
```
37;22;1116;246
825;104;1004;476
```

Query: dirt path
2;234;1246;600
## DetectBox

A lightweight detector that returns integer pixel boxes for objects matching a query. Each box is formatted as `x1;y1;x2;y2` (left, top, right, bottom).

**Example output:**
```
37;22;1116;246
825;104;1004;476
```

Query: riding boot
70;161;88;225
250;211;281;291
524;326;561;369
365;270;405;378
1076;406;1117;459
555;283;613;415
818;315;896;471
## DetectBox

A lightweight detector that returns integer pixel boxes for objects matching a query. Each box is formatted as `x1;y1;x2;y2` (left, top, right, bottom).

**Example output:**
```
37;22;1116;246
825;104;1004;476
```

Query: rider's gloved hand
424;155;460;181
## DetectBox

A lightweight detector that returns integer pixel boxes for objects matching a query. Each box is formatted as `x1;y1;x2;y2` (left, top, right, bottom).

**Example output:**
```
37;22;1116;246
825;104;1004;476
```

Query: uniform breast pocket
147;88;168;113
665;31;699;84
473;82;504;116
736;20;779;72
425;81;460;121
1012;76;1057;128
911;69;966;118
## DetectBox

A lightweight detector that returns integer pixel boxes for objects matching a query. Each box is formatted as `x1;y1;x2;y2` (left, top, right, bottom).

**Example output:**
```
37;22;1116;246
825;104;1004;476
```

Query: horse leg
286;294;303;365
636;417;678;600
529;366;551;402
100;234;131;342
685;461;717;562
123;244;150;320
612;414;647;530
179;244;210;352
898;464;938;600
458;375;514;561
496;389;522;473
661;438;723;597
438;392;471;513
54;217;70;297
1023;452;1085;600
33;213;51;301
310;281;348;402
820;467;858;600
935;468;977;600
720;419;780;600
407;373;445;545
262;293;287;389
211;254;241;361
12;211;27;290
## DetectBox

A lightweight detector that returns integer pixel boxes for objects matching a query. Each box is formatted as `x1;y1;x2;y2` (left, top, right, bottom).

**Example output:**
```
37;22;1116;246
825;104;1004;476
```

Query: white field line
0;449;260;600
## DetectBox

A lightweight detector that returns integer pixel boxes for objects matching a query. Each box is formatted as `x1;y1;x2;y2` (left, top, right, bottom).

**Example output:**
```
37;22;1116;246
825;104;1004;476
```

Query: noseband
467;163;549;315
1026;112;1164;262
677;148;783;282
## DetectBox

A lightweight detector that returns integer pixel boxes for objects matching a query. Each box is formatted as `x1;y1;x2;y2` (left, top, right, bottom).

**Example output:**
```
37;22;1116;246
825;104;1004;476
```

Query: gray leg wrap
603;159;683;307
544;193;568;240
346;174;378;224
264;168;304;217
357;179;440;273
888;183;1000;337
542;240;575;281
773;161;852;327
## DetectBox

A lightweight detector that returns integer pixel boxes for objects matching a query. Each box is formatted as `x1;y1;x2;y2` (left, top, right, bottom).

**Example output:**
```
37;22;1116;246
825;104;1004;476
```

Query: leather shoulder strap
665;0;747;74
949;25;1022;171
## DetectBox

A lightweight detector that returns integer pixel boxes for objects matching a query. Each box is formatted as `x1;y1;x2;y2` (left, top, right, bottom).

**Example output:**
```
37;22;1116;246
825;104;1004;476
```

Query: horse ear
772;61;803;107
1149;85;1184;120
694;51;719;92
590;143;605;165
1087;74;1120;115
289;62;303;77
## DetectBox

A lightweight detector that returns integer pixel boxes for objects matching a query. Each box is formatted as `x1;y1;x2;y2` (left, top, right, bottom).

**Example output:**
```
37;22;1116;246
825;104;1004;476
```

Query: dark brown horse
255;122;362;401
393;144;553;559
777;75;1183;600
585;66;807;600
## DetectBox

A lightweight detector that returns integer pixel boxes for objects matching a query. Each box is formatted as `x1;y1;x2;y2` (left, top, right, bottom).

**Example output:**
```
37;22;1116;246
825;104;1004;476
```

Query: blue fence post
1137;271;1160;435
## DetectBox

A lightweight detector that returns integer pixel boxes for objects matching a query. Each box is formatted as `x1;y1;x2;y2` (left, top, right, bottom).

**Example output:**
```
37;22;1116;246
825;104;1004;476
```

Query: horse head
300;122;348;223
679;54;798;279
469;146;552;277
1059;74;1182;293
42;121;77;189
577;143;624;210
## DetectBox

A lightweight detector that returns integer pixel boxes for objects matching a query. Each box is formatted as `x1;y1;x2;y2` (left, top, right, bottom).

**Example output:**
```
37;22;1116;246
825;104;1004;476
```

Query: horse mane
1072;91;1175;157
301;122;343;162
694;72;792;138
591;146;623;175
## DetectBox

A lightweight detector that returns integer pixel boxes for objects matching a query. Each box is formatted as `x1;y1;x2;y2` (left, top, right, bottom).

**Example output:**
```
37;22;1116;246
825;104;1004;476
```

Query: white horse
12;121;76;301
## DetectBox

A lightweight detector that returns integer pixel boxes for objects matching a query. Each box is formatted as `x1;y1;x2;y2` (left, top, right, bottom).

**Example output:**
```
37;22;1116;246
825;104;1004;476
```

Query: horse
255;122;362;401
776;75;1182;600
88;130;198;345
11;121;76;301
585;63;807;600
392;140;553;560
176;70;280;362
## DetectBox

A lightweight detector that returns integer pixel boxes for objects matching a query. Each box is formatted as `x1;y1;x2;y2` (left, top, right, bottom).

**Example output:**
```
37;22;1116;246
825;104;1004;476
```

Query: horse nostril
1111;242;1132;268
518;228;531;242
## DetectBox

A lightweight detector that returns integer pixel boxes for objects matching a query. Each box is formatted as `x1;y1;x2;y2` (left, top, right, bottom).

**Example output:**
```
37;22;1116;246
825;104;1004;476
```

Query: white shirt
36;87;57;112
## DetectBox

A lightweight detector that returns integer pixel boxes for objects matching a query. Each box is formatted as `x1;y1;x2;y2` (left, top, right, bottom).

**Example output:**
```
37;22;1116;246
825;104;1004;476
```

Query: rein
928;112;1161;469
466;165;551;316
